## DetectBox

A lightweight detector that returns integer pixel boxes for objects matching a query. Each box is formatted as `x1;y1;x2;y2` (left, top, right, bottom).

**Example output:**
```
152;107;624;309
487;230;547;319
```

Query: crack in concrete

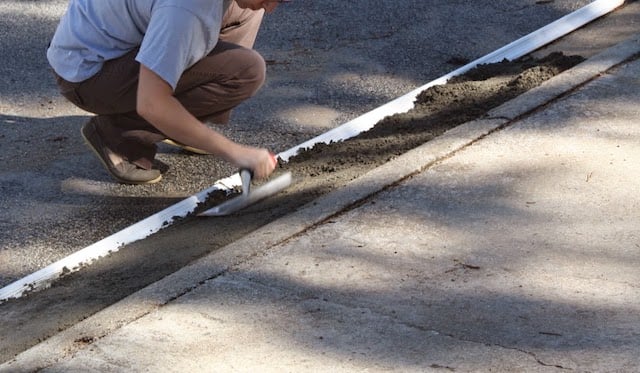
479;342;572;370
404;323;574;371
239;274;576;370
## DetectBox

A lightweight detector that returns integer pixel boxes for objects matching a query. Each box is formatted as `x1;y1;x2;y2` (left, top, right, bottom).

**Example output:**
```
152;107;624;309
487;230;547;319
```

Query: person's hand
231;145;277;180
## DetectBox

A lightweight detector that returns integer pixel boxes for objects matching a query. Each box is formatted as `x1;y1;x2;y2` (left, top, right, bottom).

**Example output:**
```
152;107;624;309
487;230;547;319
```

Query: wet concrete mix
0;52;584;363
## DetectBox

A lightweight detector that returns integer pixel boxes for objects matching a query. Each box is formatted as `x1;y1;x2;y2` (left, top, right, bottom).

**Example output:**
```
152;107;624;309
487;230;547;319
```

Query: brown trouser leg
55;4;266;169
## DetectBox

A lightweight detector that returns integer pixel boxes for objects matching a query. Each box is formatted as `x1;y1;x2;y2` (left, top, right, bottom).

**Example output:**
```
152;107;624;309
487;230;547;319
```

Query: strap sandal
81;118;162;184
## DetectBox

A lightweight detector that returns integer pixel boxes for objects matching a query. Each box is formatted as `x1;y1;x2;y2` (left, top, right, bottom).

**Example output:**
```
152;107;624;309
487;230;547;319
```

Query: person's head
235;0;290;14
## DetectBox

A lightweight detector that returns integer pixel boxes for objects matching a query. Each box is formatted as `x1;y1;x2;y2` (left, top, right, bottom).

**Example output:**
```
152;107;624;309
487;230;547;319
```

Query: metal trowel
199;169;292;217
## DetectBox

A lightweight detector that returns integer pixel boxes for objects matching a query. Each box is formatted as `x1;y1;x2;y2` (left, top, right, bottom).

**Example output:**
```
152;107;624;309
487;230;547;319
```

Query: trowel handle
239;153;276;194
239;169;252;196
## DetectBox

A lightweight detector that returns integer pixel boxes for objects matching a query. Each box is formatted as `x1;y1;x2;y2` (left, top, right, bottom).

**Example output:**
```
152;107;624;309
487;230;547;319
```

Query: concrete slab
43;275;554;372
231;56;640;371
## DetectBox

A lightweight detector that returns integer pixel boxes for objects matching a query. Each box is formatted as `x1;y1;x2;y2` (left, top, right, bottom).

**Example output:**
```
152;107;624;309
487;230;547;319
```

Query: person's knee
239;49;266;96
175;45;266;115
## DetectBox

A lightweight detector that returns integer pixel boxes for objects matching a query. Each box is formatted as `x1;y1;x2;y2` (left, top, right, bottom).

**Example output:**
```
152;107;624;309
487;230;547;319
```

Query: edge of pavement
3;33;639;372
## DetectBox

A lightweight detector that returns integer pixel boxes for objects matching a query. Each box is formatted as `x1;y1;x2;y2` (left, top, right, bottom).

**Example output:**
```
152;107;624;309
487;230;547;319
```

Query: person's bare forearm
136;65;276;178
139;90;240;159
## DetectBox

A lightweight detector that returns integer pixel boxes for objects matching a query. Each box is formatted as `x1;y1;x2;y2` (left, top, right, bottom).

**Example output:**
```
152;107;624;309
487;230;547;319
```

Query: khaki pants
55;3;266;169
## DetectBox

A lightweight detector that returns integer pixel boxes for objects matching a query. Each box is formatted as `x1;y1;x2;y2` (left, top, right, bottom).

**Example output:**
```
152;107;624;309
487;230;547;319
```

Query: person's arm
136;64;276;179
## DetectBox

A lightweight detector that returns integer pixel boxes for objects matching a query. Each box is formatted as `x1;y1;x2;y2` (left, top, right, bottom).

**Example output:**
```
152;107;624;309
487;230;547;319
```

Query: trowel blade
199;172;292;217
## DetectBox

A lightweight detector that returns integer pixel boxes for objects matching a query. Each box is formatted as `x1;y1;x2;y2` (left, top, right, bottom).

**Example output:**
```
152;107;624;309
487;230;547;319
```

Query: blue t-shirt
47;0;231;90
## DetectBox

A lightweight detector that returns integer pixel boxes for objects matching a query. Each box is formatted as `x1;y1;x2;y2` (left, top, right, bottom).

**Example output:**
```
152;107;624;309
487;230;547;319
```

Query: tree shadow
5;159;637;369
0;114;218;290
155;156;639;369
1;0;628;367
